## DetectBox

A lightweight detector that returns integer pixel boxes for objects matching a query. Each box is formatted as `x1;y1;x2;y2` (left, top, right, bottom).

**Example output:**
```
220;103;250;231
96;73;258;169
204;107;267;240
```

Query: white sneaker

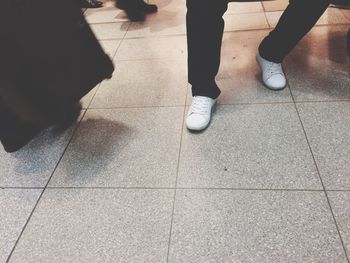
257;53;287;90
186;96;216;131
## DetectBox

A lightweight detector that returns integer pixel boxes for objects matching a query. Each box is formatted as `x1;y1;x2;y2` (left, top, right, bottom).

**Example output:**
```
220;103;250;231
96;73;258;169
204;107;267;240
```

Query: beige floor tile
297;102;350;190
178;104;321;189
262;0;288;12
115;36;187;60
90;59;187;108
317;8;350;25
100;39;122;58
266;8;350;29
342;9;350;21
49;108;183;188
328;191;350;256
91;22;129;40
126;15;186;38
169;190;347;263
226;2;264;14
224;13;269;32
0;189;41;263
9;189;173;263
265;11;284;28
85;2;127;24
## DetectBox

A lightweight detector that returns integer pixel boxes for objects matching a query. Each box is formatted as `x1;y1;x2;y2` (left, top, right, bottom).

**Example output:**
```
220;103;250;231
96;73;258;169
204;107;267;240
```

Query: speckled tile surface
178;104;321;189
8;189;173;263
3;3;350;262
169;190;347;263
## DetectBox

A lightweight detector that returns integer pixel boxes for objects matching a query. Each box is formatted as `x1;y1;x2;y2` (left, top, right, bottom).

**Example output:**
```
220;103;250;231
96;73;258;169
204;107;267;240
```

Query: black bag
0;0;114;125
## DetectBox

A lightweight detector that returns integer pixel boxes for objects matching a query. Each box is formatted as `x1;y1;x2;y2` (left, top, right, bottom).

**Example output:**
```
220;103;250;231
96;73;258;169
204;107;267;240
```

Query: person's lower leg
187;0;228;99
259;0;330;63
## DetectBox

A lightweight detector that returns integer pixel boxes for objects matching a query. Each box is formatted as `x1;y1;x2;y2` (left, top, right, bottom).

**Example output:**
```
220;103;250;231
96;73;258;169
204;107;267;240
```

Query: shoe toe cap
186;114;210;131
265;74;287;90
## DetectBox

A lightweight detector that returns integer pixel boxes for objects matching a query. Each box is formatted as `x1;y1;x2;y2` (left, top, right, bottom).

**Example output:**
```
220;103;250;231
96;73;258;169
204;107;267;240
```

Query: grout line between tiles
4;186;350;192
166;84;188;263
87;102;295;110
5;109;89;263
87;105;187;110
91;22;350;42
334;7;350;22
113;57;187;62
85;99;350;111
32;187;333;191
0;187;45;190
294;99;350;104
84;83;102;110
289;80;350;263
0;186;350;192
262;7;272;29
86;22;131;109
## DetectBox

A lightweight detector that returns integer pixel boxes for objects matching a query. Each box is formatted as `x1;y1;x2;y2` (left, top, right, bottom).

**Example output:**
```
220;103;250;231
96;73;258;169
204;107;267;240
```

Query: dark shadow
11;118;132;184
283;25;350;100
51;118;132;184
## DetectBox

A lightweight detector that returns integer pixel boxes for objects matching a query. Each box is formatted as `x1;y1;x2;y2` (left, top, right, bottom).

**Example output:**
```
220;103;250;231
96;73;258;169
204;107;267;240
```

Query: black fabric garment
187;0;228;99
116;0;158;21
79;0;103;8
259;0;331;63
0;99;22;139
0;0;114;127
331;0;350;7
186;0;331;98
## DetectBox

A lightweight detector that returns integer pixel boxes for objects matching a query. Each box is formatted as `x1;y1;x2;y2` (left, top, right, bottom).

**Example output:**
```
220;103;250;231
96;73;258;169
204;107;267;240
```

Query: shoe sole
186;101;217;132
256;55;287;91
262;81;287;91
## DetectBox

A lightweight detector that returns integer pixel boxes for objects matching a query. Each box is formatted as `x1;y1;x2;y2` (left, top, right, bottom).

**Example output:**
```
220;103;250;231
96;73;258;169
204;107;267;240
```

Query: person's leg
186;0;228;131
257;0;330;90
79;0;103;9
330;0;350;8
117;0;157;21
259;0;330;63
187;0;228;99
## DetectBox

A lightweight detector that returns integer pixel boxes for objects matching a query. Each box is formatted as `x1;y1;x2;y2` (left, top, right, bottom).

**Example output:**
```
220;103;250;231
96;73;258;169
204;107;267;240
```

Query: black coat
0;0;114;125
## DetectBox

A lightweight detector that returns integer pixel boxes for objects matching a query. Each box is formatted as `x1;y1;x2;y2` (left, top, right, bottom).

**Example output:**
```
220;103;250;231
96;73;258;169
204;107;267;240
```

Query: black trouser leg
259;0;330;63
187;0;228;99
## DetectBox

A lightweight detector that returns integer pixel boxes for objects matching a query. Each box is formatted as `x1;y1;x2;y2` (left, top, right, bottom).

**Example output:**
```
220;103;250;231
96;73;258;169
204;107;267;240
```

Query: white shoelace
190;97;212;115
266;61;283;76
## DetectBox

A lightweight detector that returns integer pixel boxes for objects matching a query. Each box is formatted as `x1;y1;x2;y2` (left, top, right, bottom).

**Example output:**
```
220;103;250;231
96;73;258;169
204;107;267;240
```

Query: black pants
187;0;330;99
259;0;330;63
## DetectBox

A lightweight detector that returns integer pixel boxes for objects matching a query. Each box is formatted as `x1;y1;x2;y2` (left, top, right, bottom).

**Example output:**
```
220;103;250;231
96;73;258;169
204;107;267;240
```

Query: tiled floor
1;0;350;262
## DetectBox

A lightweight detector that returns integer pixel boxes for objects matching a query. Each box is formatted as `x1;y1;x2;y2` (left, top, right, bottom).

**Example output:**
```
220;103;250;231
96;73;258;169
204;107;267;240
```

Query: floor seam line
5;110;88;263
166;87;188;263
289;80;350;263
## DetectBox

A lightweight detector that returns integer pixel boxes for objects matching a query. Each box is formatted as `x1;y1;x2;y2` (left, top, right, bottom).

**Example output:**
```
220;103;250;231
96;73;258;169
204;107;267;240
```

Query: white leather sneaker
186;96;216;131
257;53;287;90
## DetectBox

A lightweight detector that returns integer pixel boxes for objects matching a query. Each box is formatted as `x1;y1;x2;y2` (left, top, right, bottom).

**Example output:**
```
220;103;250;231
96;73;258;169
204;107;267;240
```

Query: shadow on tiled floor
1;1;350;262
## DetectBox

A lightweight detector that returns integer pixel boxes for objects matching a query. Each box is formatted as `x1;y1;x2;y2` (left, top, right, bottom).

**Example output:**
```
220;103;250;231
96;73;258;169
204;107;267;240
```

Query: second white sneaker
186;96;216;131
257;53;287;90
